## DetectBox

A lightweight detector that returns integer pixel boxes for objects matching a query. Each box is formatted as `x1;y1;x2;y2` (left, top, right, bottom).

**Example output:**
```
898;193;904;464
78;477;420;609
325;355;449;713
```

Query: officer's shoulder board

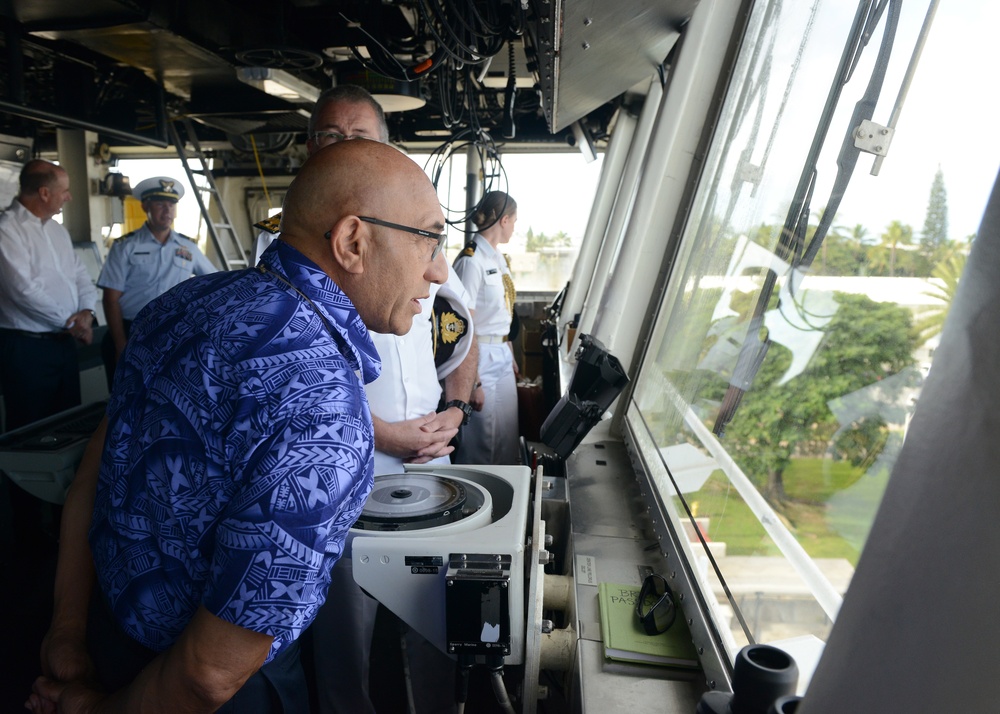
111;228;141;246
176;232;198;245
432;293;472;379
254;213;282;235
453;242;476;267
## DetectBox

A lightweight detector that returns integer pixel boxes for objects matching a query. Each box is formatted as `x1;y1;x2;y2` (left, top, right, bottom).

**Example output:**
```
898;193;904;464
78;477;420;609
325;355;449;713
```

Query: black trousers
87;589;309;713
0;328;80;432
100;319;132;391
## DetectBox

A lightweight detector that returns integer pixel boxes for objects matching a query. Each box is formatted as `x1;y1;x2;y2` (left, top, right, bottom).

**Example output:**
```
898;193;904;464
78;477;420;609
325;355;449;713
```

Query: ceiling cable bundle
417;0;515;67
424;128;509;231
341;0;522;84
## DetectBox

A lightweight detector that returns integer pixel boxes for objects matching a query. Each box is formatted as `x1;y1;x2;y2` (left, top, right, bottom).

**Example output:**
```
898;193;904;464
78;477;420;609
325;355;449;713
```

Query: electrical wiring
340;10;445;81
437;60;469;129
419;2;488;65
424;128;510;232
342;2;526;139
418;0;508;65
339;12;411;81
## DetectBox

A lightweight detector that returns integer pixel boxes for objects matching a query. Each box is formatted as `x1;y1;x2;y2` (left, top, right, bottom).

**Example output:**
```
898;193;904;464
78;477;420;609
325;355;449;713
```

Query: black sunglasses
325;216;447;260
635;573;677;635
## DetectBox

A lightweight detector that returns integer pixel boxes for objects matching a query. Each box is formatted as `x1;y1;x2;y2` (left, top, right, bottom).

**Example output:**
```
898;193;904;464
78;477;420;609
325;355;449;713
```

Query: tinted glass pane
629;0;997;654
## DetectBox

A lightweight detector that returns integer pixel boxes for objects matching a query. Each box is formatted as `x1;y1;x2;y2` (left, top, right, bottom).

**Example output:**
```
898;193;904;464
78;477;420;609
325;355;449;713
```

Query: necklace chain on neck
257;264;338;342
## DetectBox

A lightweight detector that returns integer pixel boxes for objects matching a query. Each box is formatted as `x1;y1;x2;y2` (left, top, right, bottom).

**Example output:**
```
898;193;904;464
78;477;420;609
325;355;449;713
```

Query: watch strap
443;399;473;425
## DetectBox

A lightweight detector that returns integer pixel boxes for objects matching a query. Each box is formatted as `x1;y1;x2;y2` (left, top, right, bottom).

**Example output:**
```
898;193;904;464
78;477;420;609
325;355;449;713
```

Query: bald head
279;138;448;334
281;139;431;257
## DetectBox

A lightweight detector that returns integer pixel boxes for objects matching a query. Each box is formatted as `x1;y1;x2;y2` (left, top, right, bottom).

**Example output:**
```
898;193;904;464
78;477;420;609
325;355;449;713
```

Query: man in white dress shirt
0;159;98;432
366;271;476;473
276;86;479;714
0;159;99;623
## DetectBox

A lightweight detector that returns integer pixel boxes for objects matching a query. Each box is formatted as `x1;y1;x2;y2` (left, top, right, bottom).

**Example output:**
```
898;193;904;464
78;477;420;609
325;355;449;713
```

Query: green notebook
597;582;699;668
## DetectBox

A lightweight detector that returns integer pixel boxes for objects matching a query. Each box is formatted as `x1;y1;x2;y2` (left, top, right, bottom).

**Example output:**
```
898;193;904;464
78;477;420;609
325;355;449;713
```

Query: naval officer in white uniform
96;176;216;387
452;190;520;465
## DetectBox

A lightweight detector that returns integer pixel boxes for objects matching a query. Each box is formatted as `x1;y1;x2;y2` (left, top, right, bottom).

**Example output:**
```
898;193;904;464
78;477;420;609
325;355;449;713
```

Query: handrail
657;372;844;622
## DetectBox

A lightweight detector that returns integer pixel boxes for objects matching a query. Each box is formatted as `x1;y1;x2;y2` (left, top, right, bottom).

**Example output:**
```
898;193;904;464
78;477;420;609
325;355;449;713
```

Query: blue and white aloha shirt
90;239;379;662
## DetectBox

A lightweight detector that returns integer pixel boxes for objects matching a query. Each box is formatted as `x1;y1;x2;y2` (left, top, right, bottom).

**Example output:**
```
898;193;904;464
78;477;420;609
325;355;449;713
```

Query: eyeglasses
635;574;677;635
357;216;447;261
312;130;369;144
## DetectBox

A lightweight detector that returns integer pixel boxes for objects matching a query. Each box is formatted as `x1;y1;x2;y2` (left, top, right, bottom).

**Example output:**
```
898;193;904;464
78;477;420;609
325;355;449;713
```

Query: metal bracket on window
867;0;941;176
734;155;763;191
853;119;894;157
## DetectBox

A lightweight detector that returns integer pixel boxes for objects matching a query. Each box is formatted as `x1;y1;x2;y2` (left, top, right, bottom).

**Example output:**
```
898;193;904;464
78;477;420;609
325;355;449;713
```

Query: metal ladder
168;118;249;271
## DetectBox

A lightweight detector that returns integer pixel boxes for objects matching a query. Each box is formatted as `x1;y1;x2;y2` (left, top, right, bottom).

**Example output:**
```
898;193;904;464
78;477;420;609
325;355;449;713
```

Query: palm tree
914;250;967;345
871;221;913;276
849;223;870;245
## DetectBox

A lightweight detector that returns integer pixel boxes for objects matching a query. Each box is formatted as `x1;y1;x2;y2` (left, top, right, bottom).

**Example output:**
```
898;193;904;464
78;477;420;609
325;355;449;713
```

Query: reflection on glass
628;0;985;656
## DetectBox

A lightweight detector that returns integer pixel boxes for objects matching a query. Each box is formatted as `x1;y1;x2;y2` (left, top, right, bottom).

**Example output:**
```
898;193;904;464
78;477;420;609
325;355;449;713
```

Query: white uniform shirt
0;199;98;331
254;230;277;265
452;233;512;337
97;224;217;320
365;266;471;475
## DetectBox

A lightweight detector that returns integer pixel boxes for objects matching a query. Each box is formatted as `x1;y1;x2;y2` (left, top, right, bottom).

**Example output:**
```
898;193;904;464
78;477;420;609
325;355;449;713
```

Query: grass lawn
680;458;887;566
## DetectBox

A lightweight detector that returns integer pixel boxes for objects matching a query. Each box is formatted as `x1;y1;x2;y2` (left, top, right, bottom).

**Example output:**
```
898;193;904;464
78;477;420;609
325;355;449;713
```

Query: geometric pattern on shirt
90;240;379;663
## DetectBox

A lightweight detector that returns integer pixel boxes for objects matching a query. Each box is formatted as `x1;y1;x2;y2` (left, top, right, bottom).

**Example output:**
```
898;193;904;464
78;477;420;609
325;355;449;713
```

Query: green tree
820;223;870;276
549;230;571;248
921;166;949;251
870;220;913;276
851;223;873;246
748;218;863;276
525;227;572;252
913;250;967;345
526;227;542;251
717;294;916;502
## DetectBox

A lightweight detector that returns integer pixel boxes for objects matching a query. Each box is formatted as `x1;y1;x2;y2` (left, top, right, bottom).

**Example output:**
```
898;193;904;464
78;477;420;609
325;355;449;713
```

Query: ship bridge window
412;151;603;294
624;0;998;664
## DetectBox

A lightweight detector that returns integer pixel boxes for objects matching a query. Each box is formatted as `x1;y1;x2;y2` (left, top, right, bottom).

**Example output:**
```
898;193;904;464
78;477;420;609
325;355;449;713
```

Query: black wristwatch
443;399;473;426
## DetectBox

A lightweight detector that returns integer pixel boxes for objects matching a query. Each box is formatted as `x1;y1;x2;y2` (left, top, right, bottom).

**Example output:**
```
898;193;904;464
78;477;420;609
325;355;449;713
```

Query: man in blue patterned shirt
27;139;448;713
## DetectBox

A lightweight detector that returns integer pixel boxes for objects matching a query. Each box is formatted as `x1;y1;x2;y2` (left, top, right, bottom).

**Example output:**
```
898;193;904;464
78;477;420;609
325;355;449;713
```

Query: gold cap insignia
254;212;283;235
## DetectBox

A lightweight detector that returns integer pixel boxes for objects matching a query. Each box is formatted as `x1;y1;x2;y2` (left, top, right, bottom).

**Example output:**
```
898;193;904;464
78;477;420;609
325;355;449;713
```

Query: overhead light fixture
336;66;426;112
236;67;320;104
481;75;535;89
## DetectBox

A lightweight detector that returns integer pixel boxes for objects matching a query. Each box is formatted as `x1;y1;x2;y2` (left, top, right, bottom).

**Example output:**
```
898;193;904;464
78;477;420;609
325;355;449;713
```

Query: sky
117;0;997;253
813;0;1000;241
427;0;1000;247
418;151;606;244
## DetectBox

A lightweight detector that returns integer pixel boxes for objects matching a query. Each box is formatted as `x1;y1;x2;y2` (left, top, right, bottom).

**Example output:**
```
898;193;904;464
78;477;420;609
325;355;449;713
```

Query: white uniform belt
478;334;509;344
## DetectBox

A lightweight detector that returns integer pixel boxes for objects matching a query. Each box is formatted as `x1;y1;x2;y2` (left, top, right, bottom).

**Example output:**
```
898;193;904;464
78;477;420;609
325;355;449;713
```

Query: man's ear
327;215;368;275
